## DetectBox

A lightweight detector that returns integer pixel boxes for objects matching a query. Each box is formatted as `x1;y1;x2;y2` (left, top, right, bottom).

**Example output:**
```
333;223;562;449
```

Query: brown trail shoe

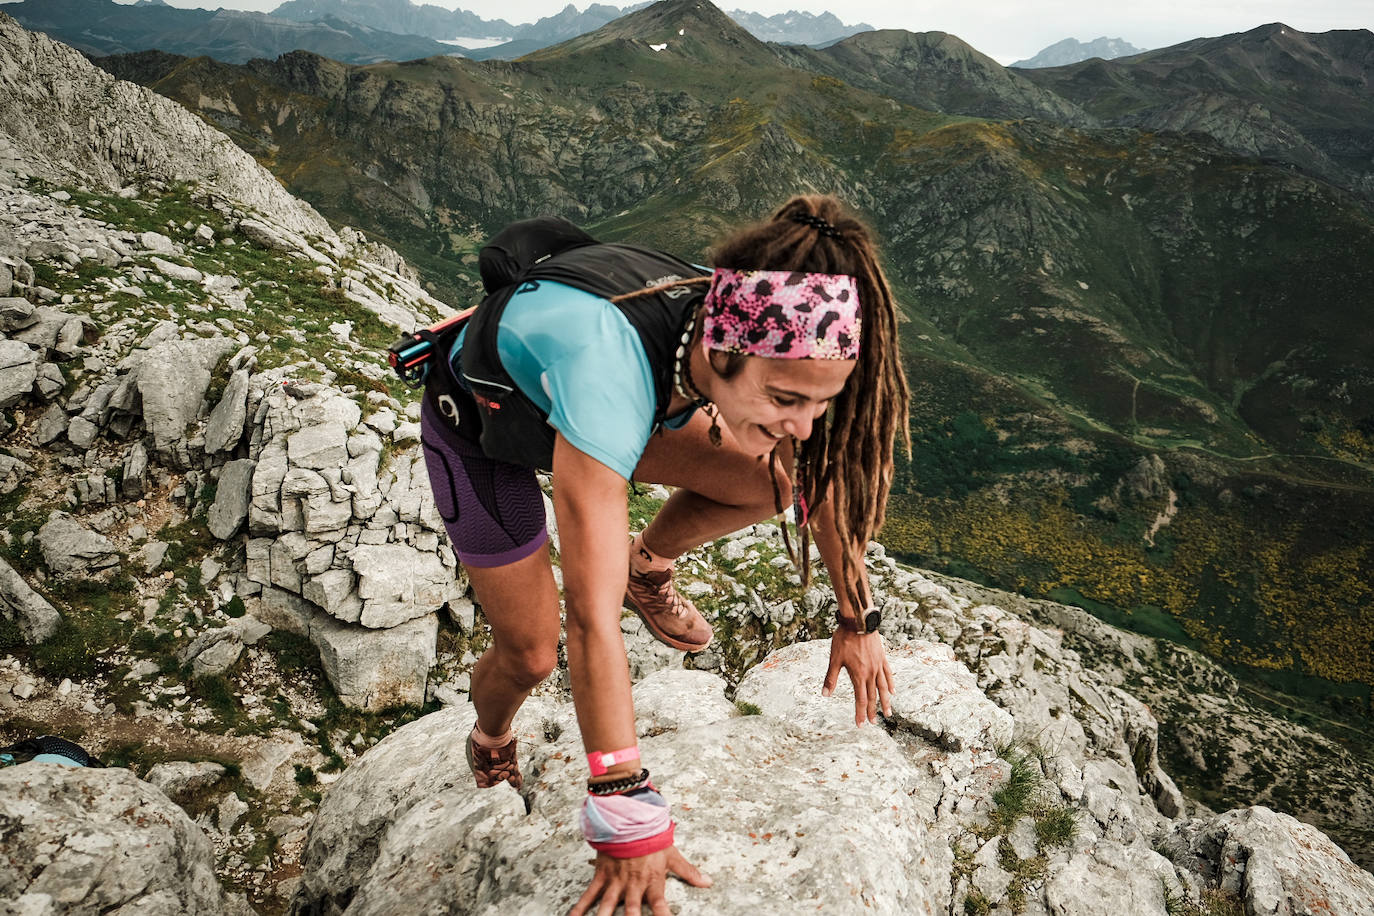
624;564;713;652
466;728;523;790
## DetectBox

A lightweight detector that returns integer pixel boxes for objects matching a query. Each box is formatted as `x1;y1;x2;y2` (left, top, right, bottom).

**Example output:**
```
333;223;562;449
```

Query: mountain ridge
2;0;463;64
1018;21;1374;200
1010;36;1145;69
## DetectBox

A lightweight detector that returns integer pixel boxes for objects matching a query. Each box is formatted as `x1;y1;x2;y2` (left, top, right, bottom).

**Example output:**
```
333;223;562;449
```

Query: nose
780;404;820;441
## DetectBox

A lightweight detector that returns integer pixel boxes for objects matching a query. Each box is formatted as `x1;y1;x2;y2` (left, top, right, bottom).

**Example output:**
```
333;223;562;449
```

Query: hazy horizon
11;0;1370;64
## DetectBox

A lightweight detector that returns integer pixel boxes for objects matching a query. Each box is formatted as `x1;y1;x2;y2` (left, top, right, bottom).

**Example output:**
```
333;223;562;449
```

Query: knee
501;645;558;691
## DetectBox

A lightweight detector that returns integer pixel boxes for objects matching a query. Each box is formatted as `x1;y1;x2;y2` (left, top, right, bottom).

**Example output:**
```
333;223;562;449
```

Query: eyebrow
766;383;839;402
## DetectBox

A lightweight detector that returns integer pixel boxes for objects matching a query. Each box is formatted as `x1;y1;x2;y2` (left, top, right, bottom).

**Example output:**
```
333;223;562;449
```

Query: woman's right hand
568;845;711;916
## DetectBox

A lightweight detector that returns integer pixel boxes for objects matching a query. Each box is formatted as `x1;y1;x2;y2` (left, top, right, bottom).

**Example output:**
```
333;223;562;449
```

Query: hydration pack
393;217;707;470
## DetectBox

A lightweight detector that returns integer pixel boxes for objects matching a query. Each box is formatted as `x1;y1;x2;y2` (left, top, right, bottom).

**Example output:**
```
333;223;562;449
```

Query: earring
707;405;722;448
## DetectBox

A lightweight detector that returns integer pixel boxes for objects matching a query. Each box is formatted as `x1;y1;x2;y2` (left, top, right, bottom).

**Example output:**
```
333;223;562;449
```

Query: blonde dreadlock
708;196;911;613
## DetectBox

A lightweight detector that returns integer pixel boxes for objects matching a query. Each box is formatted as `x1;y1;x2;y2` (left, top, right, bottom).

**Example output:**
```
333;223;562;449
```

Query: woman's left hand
822;628;895;726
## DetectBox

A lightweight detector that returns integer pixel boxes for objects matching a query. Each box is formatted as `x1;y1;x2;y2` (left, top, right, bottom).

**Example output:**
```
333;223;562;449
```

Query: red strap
589;822;675;859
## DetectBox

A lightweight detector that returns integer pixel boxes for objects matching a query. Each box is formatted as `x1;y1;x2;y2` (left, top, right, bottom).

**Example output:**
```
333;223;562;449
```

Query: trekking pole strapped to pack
387;215;602;389
388;308;475;388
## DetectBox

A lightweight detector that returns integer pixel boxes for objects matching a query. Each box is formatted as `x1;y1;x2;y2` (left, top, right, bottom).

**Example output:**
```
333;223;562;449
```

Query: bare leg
465;545;562;738
633;409;792;560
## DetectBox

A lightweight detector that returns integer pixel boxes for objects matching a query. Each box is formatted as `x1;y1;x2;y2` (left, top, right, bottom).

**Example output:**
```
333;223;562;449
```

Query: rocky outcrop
0;764;253;915
290;633;1374;916
292;665;958;916
1165;806;1374;916
0;12;329;238
36;512;120;580
0;555;59;641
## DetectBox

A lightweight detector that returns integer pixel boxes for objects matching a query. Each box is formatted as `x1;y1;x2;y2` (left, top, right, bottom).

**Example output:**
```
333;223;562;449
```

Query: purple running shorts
420;396;548;568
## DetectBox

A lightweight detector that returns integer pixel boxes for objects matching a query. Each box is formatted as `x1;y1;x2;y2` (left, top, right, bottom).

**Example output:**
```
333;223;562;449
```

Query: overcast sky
97;0;1373;63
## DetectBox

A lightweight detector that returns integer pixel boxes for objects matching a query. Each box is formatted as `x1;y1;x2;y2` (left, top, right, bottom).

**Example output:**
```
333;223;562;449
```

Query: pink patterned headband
701;269;861;360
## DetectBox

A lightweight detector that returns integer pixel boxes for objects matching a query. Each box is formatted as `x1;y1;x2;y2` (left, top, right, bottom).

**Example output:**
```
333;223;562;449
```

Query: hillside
92;0;1374;720
777;29;1094;124
1018;23;1374;200
2;0;461;64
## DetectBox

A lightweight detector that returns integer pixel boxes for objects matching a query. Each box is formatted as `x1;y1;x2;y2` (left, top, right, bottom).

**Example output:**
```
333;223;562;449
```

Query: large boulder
134;335;237;462
291;657;965;916
350;543;463;629
0;338;37;407
36;512;120;580
0;554;60;641
1164;807;1374;916
0;764;251;914
309;612;437;711
204;367;251;454
208;458;257;540
289;705;479;915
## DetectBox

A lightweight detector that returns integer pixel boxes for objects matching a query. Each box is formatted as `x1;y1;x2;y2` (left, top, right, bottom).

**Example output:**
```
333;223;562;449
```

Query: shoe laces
630;567;689;618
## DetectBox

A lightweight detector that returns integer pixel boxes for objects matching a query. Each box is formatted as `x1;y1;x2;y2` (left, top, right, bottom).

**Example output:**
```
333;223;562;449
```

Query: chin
745;425;784;455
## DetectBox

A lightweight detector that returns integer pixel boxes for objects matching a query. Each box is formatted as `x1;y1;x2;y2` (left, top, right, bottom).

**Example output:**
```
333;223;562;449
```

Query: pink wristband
587;746;641;776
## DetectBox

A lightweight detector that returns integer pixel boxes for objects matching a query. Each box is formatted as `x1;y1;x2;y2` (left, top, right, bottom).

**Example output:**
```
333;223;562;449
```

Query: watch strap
836;607;882;635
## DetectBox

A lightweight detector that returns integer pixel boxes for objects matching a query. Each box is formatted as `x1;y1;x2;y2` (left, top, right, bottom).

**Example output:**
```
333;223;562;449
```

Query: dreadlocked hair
708;195;911;613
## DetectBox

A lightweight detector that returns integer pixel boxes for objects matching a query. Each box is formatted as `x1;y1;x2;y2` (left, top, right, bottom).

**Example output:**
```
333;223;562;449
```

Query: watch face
864;609;882;632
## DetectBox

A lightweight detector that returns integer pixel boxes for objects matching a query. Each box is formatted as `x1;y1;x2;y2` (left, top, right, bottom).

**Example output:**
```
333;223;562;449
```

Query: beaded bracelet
587;767;651;796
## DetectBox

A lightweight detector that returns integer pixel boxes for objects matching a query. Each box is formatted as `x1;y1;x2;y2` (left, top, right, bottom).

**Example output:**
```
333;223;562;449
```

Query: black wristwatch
836;607;882;635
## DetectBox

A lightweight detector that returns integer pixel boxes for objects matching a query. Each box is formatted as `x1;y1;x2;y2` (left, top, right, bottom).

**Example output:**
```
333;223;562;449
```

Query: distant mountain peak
726;7;871;46
1011;36;1144;69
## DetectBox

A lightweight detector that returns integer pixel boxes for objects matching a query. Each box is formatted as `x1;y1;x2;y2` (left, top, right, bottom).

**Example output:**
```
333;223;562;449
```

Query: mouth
759;425;785;440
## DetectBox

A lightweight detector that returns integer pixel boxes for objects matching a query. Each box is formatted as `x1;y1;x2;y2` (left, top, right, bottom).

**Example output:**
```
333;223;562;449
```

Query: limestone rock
37;511;120;580
135;335;237;462
33;361;63;400
291;705;477;914
209;458;256;540
139;231;177;254
1044;839;1176;915
1164;806;1374;916
735;638;1014;752
145;760;228;801
0;295;36;331
33;403;67;445
309;612;437;710
0;337;37;408
0;765;249;915
205;367;250;454
350;543;463;629
0;452;32;495
150;255;203;284
65;414;98;449
294;665;953;916
0;554;60;642
239;218;295;252
287;420;350;471
176;625;245;677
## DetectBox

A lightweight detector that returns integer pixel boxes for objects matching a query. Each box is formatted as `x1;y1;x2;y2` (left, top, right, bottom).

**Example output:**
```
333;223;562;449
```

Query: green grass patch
32;578;137;679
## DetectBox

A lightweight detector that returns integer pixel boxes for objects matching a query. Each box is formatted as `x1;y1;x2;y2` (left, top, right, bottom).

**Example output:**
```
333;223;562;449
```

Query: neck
670;344;713;415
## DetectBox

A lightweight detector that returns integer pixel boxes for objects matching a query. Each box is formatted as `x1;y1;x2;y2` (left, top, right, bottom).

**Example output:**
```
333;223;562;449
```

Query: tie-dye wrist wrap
702;268;861;360
580;785;675;858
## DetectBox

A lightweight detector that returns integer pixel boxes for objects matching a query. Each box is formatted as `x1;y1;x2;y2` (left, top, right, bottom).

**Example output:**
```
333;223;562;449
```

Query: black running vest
433;242;708;470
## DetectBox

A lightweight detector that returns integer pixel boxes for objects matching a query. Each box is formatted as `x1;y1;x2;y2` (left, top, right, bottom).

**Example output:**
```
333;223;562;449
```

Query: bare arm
553;432;711;915
807;486;895;726
807;490;871;623
551;432;639;770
